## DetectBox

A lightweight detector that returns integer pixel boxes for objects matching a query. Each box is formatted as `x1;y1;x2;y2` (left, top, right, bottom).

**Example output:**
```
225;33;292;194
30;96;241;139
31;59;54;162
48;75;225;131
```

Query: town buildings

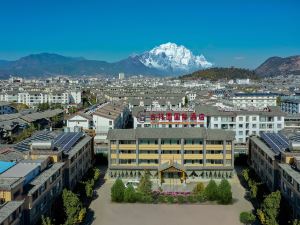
248;131;300;219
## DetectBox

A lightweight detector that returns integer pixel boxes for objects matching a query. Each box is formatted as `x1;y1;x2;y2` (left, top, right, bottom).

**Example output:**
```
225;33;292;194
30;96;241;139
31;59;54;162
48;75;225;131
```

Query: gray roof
0;201;24;223
0;162;40;178
0;177;24;190
249;136;277;159
28;162;64;195
67;135;92;157
194;105;286;117
107;128;235;140
279;163;300;183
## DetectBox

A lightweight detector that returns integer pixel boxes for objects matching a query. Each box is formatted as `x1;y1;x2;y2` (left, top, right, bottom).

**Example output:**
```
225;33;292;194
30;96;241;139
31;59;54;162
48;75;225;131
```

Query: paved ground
85;170;253;225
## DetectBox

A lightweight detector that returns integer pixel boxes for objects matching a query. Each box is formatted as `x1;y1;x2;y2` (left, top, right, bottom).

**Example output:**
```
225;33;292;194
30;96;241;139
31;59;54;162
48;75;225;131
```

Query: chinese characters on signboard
150;112;205;121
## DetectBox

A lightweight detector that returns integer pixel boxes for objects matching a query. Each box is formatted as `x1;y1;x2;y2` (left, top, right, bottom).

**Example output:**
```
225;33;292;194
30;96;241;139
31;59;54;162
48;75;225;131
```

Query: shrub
85;180;94;198
134;191;144;203
242;169;250;182
138;171;152;195
158;195;166;203
240;211;255;225
124;185;136;203
111;179;125;202
204;180;218;201
196;193;207;203
166;195;175;204
217;179;232;204
93;168;101;181
177;195;187;204
143;194;154;203
78;208;87;223
192;182;205;195
187;195;197;203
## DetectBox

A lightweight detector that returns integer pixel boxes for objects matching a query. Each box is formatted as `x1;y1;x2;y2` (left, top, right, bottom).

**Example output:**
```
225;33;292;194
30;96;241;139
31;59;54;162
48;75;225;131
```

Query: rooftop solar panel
53;132;83;153
261;132;289;154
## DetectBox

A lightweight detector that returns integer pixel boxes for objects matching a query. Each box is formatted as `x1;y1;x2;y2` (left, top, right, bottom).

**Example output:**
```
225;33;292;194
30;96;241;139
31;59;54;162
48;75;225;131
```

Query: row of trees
37;102;63;111
42;167;101;225
111;172;232;205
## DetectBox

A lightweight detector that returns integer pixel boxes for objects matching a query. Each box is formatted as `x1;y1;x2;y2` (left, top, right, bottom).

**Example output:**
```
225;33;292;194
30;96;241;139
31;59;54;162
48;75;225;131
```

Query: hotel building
107;128;235;182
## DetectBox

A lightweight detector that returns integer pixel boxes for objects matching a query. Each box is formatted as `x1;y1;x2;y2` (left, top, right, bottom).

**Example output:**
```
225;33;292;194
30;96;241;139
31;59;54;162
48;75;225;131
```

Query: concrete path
85;172;253;225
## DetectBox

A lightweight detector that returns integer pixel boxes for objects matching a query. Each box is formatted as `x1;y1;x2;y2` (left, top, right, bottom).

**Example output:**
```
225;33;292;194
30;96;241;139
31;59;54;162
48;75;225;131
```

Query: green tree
204;180;218;201
124;185;136;203
93;168;101;181
184;96;188;106
240;211;256;225
192;182;205;195
138;170;152;195
293;219;300;225
78;208;86;223
257;191;281;225
41;216;54;225
85;180;94;198
242;169;249;182
217;179;232;204
62;189;82;225
248;180;258;199
111;179;125;202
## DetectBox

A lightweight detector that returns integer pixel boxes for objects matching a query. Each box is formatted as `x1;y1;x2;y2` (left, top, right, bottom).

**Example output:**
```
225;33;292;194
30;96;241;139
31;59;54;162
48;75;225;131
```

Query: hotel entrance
159;162;186;184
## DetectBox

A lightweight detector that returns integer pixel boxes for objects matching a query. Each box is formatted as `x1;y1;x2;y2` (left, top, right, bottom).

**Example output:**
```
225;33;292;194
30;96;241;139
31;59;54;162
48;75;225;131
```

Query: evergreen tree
111;179;125;202
138;170;152;195
192;182;205;195
204;180;218;201
217;179;232;204
124;185;136;203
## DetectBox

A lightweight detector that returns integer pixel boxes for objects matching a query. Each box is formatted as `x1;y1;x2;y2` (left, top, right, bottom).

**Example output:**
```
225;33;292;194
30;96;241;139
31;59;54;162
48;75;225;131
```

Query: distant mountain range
0;44;299;79
0;43;212;78
255;55;300;77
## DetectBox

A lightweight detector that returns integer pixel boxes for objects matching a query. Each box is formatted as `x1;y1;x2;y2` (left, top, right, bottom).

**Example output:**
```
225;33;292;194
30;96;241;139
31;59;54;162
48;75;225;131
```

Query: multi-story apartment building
281;98;300;114
248;131;300;219
0;200;24;225
200;106;285;145
0;130;93;225
66;113;93;132
107;128;235;182
92;102;130;154
132;106;207;129
0;92;18;103
231;93;278;109
18;92;70;106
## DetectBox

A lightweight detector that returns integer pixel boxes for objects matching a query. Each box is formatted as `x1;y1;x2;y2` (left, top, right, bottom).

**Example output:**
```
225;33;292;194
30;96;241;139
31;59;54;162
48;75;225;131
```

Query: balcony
184;145;203;150
206;154;223;160
118;144;136;150
161;154;181;160
161;145;181;150
138;144;158;150
139;154;159;159
118;154;137;159
206;145;224;150
184;154;203;160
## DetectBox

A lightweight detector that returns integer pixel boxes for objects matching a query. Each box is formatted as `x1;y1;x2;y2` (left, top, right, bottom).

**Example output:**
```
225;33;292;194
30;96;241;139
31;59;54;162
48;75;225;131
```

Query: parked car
125;180;140;189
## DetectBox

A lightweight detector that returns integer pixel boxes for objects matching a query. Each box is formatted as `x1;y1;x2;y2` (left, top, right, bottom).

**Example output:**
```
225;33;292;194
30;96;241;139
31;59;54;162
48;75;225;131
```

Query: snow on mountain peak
138;42;212;73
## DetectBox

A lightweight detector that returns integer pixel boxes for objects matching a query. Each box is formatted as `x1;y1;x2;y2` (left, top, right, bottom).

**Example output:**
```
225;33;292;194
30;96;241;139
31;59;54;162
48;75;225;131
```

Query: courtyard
84;170;253;225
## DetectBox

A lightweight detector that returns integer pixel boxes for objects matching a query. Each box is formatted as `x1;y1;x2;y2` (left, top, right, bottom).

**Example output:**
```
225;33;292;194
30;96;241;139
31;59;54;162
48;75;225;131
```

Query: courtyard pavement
84;171;253;225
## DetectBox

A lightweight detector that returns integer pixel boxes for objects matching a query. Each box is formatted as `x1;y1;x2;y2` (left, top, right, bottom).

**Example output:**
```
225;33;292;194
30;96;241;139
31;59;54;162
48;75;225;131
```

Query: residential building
281;98;300;114
231;93;278;109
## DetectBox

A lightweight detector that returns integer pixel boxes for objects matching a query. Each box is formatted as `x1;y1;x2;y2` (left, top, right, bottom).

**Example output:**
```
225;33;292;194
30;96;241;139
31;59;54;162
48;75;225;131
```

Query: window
239;131;243;135
238;117;243;121
109;120;113;125
252;116;257;121
214;124;218;128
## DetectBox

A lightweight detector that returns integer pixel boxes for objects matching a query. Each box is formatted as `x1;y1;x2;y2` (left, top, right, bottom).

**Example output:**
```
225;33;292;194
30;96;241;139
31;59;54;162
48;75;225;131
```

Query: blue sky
0;0;299;68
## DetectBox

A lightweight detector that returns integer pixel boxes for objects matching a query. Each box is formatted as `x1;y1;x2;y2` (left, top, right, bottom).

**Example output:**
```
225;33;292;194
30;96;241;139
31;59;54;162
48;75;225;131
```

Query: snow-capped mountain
137;42;212;74
0;42;213;78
